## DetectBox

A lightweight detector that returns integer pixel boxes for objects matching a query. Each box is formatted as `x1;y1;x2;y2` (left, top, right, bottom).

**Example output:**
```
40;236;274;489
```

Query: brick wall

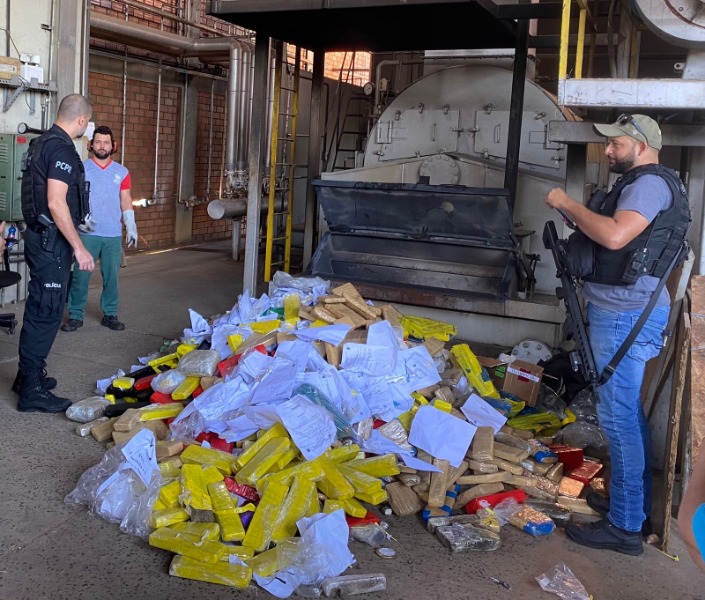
192;89;232;241
88;71;181;251
87;1;371;249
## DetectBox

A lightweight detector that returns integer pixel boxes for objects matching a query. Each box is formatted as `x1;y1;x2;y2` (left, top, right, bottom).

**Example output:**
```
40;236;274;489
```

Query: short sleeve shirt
33;125;83;222
83;158;130;238
582;174;673;311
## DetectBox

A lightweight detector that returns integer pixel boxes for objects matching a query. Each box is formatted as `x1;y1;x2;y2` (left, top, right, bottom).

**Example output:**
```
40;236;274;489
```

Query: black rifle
542;220;598;389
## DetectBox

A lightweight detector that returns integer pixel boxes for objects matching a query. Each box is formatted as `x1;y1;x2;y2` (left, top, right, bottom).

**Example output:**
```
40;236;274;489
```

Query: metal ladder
263;46;302;282
325;51;371;172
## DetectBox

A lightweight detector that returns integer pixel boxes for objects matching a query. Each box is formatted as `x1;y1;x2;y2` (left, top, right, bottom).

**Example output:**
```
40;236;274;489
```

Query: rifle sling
598;243;686;386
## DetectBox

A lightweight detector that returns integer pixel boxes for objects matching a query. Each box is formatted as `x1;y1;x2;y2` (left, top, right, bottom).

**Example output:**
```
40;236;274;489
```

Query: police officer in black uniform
14;94;96;413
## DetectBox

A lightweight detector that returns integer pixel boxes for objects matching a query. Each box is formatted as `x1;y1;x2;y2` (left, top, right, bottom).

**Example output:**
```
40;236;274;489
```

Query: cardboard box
477;357;543;406
0;57;21;80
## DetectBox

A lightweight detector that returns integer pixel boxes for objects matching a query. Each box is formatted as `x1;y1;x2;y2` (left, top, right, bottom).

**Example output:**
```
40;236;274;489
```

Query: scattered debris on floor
65;272;601;597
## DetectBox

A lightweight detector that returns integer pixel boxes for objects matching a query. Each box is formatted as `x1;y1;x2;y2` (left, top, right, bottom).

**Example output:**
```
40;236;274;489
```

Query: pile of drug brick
66;279;604;593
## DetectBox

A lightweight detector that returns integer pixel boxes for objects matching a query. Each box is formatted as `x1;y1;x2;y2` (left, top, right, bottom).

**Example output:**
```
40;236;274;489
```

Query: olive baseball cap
593;113;662;150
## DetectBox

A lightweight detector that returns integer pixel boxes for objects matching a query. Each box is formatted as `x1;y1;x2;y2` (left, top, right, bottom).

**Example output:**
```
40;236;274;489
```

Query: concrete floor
0;240;703;600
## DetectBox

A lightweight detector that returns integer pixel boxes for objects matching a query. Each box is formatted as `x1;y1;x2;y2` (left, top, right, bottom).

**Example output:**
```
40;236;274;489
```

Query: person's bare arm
47;179;94;271
678;449;705;573
120;187;133;212
545;188;650;250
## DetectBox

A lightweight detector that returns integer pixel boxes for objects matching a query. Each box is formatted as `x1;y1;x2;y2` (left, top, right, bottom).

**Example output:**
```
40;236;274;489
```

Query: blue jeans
587;302;669;532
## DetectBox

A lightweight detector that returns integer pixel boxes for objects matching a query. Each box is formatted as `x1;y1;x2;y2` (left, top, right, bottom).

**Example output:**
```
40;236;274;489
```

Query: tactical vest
567;164;691;286
21;130;89;228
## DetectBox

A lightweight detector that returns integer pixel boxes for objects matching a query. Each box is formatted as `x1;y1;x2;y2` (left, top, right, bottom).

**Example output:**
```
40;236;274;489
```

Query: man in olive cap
544;114;691;555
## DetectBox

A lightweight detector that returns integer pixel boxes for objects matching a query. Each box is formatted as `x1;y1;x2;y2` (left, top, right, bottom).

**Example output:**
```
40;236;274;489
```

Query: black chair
0;248;21;334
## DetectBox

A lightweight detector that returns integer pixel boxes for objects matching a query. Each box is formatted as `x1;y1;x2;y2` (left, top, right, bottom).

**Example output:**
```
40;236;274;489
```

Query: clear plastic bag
349;524;392;548
293;383;356;441
491;496;522;526
177;349;221;377
151;369;187;394
536;563;590;600
568;387;599;424
556;421;607;453
66;396;111;423
535;384;568;420
65;429;161;540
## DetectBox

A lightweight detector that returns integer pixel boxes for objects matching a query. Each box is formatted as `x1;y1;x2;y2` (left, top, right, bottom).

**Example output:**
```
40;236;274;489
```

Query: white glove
78;215;98;233
123;209;138;248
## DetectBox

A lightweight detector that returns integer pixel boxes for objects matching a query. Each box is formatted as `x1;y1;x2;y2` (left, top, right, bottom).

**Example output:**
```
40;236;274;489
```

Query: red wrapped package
549;444;584;470
568;460;604;484
464;488;527;514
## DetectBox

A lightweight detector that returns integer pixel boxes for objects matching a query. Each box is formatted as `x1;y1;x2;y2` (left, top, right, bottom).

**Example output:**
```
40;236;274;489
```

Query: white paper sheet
250;356;297;405
460;392;507;433
294;323;352;345
395;346;441;394
275;340;314;378
341;343;395;377
277;395;336;460
182;308;212;344
408;405;477;468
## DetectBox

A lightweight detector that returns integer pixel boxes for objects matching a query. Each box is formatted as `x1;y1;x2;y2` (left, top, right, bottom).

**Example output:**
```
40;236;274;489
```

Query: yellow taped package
170;555;252;588
181;464;213;512
400;314;457;341
176;343;198;357
271;477;317;542
242;480;289;553
172;376;200;401
169;522;221;541
275;448;299;471
227;333;244;353
138;402;185;421
259;458;325;493
150;507;190;528
220;544;255;561
202;464;225;485
352;488;388;505
149;527;225;563
323;499;345;514
432;399;453;413
111;376;135;390
216;509;246;542
148;352;179;370
235;437;292;487
235;422;289;470
316;459;355;500
326;444;361;464
207;481;236;512
340;497;368;518
249;320;281;334
347;454;400;478
338;464;383;496
284;294;300;326
450;344;500;399
158;480;182;508
246;547;280;577
181;444;234;476
159;457;182;479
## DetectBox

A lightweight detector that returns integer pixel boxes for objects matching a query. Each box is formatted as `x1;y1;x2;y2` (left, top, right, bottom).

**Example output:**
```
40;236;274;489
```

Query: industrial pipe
207;196;286;220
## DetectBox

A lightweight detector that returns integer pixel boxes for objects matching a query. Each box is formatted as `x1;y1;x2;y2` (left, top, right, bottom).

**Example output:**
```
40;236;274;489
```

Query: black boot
17;372;72;413
11;369;58;394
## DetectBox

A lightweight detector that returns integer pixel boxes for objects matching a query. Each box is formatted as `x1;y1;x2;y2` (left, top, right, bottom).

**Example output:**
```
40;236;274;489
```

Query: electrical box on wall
0;133;38;221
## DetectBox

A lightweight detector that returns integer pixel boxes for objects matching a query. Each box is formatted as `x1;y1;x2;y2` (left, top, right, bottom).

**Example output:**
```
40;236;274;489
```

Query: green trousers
67;235;123;320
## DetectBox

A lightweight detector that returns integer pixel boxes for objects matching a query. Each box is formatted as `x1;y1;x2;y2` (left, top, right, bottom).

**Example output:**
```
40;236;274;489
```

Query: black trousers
18;228;73;375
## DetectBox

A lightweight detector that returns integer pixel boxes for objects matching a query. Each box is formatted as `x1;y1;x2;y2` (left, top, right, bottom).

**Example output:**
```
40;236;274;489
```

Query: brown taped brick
113;408;142;432
91;417;117;442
